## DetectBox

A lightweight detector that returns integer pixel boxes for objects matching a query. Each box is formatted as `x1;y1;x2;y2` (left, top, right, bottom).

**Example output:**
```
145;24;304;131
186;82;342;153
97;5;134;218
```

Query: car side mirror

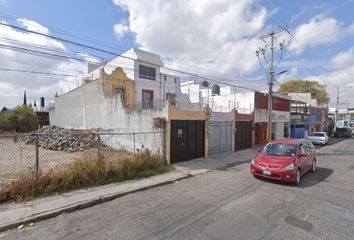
256;147;262;153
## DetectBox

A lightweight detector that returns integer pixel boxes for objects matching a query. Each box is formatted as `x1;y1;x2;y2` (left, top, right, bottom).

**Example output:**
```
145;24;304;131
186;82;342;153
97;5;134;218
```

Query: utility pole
258;26;288;142
335;86;340;122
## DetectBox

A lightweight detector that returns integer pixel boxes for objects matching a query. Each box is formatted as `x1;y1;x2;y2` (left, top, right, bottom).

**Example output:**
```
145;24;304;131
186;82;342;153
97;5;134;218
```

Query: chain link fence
0;131;165;186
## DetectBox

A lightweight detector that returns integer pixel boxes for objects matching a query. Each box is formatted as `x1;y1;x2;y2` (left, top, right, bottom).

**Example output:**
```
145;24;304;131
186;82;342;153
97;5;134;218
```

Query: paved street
3;139;354;240
313;137;347;150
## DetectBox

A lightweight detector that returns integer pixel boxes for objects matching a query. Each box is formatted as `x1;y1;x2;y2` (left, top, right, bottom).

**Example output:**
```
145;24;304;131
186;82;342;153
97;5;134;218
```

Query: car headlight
251;158;255;165
282;163;294;171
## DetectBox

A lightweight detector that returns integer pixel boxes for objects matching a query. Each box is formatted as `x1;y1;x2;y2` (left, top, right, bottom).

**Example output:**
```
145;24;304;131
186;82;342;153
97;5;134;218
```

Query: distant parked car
306;132;329;145
250;139;317;185
334;128;352;138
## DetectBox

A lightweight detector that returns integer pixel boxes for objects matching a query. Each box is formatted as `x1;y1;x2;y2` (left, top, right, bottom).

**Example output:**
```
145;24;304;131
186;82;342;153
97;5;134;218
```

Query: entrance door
170;120;205;163
235;121;252;151
255;122;267;145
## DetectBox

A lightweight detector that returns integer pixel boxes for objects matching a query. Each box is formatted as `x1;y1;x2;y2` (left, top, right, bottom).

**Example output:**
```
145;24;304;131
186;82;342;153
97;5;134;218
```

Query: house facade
290;99;309;138
254;92;291;144
181;82;290;148
50;48;208;164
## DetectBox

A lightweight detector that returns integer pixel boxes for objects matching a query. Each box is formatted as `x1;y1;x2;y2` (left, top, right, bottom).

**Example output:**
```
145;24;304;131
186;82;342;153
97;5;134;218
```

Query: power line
258;26;288;142
0;11;127;54
0;21;268;92
0;67;77;77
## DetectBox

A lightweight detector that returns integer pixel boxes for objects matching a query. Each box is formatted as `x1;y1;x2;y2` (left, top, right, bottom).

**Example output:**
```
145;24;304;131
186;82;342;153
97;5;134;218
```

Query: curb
0;174;191;233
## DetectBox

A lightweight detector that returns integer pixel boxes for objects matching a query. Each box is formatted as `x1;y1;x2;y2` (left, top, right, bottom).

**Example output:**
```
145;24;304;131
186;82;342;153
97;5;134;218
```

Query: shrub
0;105;39;132
0;149;172;203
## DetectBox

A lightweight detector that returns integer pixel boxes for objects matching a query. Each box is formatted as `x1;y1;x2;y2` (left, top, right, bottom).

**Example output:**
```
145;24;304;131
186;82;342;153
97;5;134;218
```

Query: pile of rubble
24;126;100;152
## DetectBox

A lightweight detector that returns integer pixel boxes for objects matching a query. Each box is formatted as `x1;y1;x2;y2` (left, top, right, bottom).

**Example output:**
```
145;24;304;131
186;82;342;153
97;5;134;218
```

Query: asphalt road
313;137;348;150
3;139;354;240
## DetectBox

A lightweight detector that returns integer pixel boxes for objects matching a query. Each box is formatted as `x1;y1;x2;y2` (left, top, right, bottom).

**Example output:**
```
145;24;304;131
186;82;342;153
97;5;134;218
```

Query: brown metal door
170;120;188;163
170;120;205;163
196;120;205;158
235;121;251;151
188;121;197;160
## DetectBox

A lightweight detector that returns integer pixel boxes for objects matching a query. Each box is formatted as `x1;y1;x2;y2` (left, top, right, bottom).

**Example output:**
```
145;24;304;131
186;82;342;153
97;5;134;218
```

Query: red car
250;139;317;185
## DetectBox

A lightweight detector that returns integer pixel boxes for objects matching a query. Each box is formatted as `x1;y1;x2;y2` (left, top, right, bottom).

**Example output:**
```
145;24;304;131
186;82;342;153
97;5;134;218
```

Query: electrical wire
0;67;77;77
0;21;269;92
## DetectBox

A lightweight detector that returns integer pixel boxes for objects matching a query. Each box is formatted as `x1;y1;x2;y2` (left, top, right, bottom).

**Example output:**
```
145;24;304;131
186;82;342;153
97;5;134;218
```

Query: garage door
208;121;233;155
170;120;205;163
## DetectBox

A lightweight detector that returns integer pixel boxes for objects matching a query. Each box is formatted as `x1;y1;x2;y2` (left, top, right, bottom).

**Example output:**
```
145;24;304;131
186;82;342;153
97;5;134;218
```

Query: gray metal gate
208;121;233;155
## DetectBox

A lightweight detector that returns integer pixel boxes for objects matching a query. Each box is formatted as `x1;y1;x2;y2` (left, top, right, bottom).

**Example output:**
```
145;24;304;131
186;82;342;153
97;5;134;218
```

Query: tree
277;80;329;105
0;105;39;132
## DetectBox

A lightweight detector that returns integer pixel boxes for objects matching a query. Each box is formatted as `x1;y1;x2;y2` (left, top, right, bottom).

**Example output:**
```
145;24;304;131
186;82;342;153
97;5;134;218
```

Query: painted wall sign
254;109;290;123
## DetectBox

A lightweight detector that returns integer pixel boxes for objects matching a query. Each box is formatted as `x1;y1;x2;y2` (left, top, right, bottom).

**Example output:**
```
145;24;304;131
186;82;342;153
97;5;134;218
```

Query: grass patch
0;149;173;203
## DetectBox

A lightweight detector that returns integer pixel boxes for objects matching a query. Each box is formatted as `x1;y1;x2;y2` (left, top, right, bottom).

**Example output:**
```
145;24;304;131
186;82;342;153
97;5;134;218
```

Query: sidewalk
0;148;255;232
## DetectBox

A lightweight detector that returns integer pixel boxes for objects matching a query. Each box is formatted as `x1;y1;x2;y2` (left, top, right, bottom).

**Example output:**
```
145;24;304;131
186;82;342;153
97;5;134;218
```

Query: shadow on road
299;167;333;188
255;167;333;188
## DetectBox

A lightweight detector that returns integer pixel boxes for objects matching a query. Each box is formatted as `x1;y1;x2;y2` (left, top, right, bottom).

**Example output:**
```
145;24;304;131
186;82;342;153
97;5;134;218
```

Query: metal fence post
133;132;136;155
219;121;222;155
35;133;39;175
97;133;101;159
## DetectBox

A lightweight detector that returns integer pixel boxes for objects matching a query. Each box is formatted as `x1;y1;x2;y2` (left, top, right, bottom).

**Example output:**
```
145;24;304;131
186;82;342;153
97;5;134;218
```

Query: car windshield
312;133;324;137
261;143;297;156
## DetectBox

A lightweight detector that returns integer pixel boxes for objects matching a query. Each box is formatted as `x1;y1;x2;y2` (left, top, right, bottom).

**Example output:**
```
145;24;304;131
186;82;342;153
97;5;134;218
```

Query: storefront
254;92;291;142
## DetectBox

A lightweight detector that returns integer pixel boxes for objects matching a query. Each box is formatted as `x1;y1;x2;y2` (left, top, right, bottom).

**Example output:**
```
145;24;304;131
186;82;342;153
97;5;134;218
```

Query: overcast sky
0;0;354;108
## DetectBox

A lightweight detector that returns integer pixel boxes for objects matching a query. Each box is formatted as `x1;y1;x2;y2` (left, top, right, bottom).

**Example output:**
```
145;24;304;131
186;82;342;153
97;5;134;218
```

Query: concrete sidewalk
0;148;255;232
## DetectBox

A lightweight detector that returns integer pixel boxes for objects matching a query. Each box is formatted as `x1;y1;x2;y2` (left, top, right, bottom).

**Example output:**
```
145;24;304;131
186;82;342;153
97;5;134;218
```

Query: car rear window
313;133;324;137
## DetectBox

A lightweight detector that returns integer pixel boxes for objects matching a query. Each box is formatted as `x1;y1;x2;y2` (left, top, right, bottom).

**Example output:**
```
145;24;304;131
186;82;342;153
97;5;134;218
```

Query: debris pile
24;126;100;152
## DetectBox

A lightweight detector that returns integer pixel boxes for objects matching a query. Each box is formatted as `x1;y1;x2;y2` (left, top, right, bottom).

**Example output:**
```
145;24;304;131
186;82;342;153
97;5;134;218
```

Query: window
303;142;313;153
299;145;306;154
261;143;297;157
142;89;154;109
164;75;167;81
312;132;325;137
139;64;156;80
114;88;125;95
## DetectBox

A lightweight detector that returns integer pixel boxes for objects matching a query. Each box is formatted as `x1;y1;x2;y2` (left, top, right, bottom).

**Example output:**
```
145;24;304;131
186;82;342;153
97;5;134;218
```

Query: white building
180;81;254;114
49;48;208;162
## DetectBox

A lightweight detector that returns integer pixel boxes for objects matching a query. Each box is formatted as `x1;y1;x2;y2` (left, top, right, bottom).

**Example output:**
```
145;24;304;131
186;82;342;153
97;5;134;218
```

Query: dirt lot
0;136;84;185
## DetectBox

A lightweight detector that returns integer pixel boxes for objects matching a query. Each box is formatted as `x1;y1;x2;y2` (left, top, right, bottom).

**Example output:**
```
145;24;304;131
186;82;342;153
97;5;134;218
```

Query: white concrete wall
49;79;167;153
255;109;290;123
180;83;255;113
272;122;284;139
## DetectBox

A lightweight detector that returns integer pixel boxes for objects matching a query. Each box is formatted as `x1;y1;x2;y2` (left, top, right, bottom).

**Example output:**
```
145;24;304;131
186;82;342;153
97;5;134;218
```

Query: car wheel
295;169;301;185
310;160;316;173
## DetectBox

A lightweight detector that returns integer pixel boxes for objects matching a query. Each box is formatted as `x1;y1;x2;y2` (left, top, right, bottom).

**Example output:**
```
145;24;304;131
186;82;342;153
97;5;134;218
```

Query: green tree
278;80;329;105
0;105;39;132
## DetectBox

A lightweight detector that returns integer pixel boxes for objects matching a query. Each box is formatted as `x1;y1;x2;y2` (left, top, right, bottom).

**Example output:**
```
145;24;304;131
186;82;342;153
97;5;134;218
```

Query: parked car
334;127;352;138
306;132;329;145
250;139;316;185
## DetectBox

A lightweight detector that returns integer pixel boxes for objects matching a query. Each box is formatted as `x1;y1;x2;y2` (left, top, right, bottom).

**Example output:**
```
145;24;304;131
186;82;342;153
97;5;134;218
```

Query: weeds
0;149;173;203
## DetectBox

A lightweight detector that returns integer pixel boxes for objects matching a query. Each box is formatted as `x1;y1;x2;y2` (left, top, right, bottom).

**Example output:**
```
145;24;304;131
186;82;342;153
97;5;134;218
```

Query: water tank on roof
201;81;209;87
211;84;220;95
